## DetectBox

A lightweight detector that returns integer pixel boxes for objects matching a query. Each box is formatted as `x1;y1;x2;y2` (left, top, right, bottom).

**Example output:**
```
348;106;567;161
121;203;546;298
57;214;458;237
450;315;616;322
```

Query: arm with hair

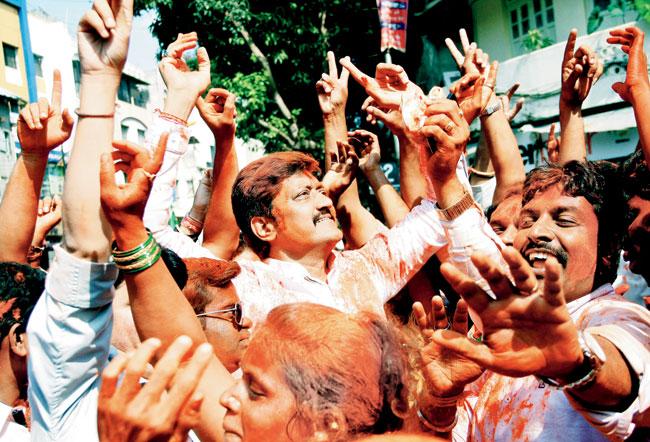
608;27;650;163
197;89;241;259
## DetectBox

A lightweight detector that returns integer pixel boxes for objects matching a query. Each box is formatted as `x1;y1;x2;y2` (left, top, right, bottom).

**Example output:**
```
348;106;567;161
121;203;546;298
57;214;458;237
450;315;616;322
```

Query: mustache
313;208;334;224
523;242;569;268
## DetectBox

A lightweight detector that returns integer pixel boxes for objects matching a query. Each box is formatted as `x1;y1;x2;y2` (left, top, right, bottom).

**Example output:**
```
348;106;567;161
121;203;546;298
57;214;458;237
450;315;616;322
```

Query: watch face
583;331;607;363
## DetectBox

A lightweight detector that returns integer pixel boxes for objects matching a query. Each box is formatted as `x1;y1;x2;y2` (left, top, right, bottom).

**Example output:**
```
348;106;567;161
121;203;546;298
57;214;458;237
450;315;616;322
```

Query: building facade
469;0;644;167
0;0;36;197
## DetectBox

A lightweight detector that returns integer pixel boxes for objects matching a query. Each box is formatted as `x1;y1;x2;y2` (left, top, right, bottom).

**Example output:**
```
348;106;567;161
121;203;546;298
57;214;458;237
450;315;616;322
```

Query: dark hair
231;152;320;258
621;149;650;202
182;258;241;315
252;303;409;440
114;247;187;290
522;160;625;288
0;262;45;341
486;187;523;221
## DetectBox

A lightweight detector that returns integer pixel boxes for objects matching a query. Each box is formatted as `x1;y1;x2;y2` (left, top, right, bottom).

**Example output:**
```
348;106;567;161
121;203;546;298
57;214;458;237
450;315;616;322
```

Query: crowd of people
0;0;648;440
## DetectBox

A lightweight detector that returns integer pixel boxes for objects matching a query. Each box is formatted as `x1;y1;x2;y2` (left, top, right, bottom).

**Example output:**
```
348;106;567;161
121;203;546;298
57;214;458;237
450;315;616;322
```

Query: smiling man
428;160;650;441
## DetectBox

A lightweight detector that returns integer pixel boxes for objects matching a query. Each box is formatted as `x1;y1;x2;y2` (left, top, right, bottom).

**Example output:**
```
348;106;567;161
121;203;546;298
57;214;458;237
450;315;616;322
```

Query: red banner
377;0;408;52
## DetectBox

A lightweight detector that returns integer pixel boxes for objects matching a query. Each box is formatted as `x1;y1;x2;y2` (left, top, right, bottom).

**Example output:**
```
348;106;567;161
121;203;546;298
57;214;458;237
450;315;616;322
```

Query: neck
269;244;333;281
0;343;21;406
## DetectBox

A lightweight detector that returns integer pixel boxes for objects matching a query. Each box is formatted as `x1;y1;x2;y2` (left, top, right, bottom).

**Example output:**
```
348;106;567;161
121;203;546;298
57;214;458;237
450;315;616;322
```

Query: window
72;60;81;94
118;74;150;108
3;43;18;69
121;124;129;140
508;0;556;54
34;54;43;77
137;129;145;144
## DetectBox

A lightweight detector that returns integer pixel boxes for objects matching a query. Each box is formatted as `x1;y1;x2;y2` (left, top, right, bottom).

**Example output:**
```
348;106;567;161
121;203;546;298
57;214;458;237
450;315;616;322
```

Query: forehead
276;171;320;196
491;196;522;222
522;184;594;217
204;283;238;310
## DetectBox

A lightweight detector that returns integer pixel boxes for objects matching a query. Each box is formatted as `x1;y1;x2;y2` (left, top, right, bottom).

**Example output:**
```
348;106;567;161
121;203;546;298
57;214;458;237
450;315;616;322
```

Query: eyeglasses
196;303;243;327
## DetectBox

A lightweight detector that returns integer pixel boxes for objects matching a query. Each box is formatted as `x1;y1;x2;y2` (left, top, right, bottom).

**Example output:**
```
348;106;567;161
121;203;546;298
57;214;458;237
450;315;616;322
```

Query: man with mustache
420;160;650;440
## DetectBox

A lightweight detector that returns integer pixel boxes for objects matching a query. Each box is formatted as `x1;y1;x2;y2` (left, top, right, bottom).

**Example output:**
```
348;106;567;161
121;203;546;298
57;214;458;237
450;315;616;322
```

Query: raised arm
196;88;240;259
363;96;430;208
27;1;132;439
317;51;386;249
559;30;603;165
608;26;650;163
350;129;409;227
100;135;231;442
0;70;73;263
143;33;217;259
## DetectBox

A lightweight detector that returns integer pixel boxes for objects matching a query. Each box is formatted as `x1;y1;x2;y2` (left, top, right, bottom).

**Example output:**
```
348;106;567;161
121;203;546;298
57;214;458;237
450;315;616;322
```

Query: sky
27;0;160;75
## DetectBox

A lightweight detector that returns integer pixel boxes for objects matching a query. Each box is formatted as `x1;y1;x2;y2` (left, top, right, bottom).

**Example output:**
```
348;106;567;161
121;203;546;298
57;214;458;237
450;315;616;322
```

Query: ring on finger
444;121;455;134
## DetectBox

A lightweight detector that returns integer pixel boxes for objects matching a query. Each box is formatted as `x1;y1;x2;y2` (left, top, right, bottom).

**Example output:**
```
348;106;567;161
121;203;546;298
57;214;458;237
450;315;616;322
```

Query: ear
250;216;277;243
8;323;27;358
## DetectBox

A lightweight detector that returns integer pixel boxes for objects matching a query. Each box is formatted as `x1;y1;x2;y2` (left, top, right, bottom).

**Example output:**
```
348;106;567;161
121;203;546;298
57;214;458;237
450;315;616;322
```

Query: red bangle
181;215;203;235
156;109;188;126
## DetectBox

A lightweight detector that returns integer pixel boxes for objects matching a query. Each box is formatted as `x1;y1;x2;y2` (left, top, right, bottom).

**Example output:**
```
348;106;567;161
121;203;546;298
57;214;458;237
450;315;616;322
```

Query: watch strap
437;190;479;221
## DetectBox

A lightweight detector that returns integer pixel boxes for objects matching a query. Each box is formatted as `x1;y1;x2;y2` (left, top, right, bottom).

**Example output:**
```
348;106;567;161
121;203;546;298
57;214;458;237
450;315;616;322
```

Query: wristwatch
436;190;479;221
537;331;606;390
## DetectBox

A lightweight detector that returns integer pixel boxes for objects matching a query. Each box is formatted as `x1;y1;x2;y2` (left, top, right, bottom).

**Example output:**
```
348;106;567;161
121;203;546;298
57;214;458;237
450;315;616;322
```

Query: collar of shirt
566;283;615;318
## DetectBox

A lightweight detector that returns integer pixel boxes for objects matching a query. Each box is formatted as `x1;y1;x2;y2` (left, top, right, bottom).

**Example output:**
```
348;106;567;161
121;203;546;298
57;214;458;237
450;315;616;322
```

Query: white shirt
455;284;650;441
0;402;29;441
143;116;507;324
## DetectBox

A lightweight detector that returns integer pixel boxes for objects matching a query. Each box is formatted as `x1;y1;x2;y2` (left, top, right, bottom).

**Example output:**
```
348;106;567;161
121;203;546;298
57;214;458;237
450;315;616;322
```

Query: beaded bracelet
155;108;188;126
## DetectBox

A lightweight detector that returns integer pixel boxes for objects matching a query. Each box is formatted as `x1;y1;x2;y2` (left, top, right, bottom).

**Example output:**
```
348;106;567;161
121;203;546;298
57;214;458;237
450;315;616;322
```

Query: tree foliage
134;0;382;160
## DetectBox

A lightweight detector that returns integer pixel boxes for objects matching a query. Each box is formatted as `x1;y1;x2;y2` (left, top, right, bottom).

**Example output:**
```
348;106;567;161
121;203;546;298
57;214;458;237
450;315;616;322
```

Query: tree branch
258;119;295;148
227;15;300;141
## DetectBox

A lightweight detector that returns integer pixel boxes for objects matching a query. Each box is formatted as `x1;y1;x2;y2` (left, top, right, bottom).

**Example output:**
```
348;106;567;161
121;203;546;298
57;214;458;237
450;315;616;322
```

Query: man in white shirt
421;160;650;440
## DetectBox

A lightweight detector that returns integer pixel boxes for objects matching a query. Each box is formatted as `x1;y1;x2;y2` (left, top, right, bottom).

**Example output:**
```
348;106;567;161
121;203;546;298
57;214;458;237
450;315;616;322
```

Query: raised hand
33;196;62;243
196;88;237;138
414;296;484;397
97;336;212;442
159;33;211;98
545;123;560;163
340;58;422;109
445;28;490;79
316;51;349;116
347;129;381;174
421;99;470;183
607;27;649;103
498;83;525;122
435;246;583;379
560;29;604;107
77;0;133;77
17;70;74;156
99;133;168;228
321;140;359;200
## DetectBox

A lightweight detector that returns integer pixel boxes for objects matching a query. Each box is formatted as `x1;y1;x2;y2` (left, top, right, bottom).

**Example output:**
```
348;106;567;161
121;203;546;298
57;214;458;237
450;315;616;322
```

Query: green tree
134;0;381;159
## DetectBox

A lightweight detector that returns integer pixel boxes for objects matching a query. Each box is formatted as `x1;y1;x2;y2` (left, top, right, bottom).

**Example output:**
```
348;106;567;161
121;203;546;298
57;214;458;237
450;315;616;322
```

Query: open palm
435;246;583;379
414;297;484;396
